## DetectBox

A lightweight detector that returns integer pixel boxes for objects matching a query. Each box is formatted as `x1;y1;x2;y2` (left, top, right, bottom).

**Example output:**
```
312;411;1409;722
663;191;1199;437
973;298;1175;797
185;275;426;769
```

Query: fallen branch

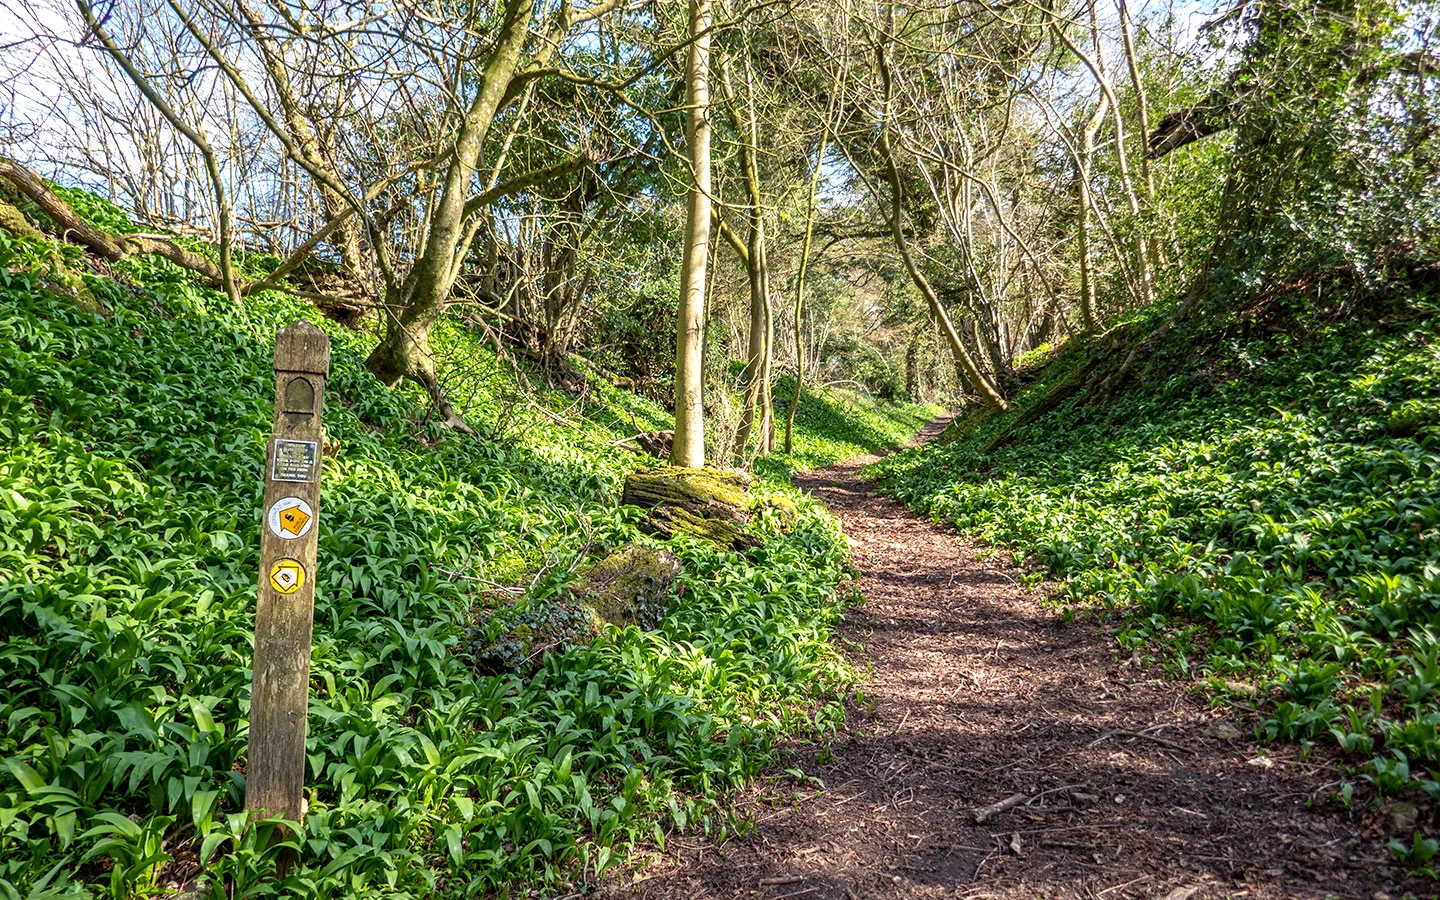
0;155;359;309
526;398;580;428
433;566;524;595
609;430;673;459
1;156;230;286
757;875;805;887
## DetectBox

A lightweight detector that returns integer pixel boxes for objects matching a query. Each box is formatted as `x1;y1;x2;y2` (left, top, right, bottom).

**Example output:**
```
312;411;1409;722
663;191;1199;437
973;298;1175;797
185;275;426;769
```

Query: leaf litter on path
599;420;1423;899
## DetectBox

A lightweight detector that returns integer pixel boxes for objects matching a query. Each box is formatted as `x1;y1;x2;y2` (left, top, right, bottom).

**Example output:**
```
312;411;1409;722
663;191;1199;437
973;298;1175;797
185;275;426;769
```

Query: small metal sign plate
272;439;318;483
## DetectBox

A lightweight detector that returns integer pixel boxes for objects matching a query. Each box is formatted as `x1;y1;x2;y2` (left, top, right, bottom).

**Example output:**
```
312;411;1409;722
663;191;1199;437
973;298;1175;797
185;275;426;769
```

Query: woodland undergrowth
0;191;931;899
875;272;1440;843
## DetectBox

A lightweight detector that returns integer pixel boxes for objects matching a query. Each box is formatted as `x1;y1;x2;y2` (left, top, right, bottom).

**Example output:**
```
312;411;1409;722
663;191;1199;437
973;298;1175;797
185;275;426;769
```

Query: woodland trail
602;420;1420;900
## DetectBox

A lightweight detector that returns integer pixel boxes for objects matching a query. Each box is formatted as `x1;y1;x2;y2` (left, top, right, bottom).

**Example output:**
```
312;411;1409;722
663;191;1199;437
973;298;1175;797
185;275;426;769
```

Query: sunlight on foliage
0;223;928;897
875;285;1440;800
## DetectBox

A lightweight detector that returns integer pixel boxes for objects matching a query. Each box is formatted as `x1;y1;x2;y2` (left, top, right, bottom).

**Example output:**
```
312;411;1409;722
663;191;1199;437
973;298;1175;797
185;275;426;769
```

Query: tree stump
578;545;681;629
464;545;681;673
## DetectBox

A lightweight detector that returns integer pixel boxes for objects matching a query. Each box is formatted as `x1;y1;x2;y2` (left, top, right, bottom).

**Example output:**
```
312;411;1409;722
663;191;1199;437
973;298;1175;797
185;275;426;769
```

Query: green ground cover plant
873;282;1440;801
0;200;931;898
759;378;940;482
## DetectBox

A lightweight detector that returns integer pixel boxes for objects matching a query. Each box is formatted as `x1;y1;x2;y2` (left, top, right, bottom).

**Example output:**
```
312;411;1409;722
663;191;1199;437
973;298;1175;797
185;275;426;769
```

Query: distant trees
2;0;1433;456
6;0;662;428
1152;0;1437;281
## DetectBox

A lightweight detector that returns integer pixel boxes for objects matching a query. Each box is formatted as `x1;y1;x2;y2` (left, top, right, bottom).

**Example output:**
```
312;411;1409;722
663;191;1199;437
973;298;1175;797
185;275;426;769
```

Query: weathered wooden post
247;320;328;827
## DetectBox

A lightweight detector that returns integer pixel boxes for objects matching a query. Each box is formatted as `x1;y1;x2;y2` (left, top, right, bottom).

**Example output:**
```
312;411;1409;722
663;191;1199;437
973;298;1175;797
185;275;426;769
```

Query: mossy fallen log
621;466;760;551
467;544;681;672
0;196;45;241
753;495;798;533
577;545;681;628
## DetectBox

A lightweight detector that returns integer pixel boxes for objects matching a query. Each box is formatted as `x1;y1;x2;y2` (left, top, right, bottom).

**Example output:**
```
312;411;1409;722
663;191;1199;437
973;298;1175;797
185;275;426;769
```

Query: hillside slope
0;197;933;898
874;276;1440;819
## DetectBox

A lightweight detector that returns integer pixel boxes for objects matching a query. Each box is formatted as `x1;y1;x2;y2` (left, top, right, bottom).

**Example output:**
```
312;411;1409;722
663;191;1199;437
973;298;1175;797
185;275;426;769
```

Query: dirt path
603;422;1418;899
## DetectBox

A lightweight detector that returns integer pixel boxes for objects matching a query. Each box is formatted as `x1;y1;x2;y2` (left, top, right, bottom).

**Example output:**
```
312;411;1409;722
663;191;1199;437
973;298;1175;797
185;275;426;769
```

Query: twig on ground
1087;729;1195;754
973;792;1028;825
1030;782;1087;803
434;567;524;594
973;843;1001;878
1097;875;1149;896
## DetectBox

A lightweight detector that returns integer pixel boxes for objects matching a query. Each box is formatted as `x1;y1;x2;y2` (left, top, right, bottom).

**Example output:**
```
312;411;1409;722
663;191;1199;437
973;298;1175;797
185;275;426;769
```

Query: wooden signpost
247;320;329;826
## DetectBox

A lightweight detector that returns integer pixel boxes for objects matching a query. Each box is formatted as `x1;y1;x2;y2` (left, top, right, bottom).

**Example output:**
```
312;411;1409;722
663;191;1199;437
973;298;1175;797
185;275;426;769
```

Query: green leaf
417;734;440;768
53;811;76;848
191;789;218;829
5;758;44;793
444;824;463;865
453;795;474;822
79;811;143;841
199;830;229;865
191;700;217;735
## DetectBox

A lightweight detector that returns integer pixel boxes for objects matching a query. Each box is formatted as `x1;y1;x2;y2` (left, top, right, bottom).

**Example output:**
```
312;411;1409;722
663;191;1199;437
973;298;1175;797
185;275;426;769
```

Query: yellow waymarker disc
268;559;305;595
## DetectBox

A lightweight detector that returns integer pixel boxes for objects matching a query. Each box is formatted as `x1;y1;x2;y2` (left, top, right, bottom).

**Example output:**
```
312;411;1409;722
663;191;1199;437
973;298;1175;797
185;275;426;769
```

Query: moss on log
0;197;45;241
577;545;680;628
753;495;798;533
621;466;759;551
466;544;681;673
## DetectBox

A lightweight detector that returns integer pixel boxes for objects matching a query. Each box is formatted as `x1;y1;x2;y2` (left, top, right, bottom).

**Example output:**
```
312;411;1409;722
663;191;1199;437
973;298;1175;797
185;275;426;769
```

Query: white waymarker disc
267;497;315;539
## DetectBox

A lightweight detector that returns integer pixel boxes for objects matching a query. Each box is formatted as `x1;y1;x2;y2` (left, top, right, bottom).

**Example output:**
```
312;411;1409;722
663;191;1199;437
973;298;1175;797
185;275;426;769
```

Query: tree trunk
78;0;240;307
783;127;828;453
760;250;775;454
1076;93;1108;333
363;0;535;419
727;51;775;460
670;0;712;468
234;0;364;280
1116;0;1169;272
734;217;771;456
1116;0;1155;201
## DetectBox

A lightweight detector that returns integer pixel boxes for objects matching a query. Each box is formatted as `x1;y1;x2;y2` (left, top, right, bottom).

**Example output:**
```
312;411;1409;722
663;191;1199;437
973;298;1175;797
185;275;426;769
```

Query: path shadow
599;430;1419;900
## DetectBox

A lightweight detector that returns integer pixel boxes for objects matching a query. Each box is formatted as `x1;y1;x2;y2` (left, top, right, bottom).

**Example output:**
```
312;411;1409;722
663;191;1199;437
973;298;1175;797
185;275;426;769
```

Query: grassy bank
873;281;1440;810
758;377;940;482
0;196;931;898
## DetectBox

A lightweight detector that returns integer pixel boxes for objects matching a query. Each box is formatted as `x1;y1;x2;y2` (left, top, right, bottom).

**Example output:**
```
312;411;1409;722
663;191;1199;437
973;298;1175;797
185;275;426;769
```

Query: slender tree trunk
78;0;240;307
1116;0;1169;271
759;244;775;454
728;51;775;459
784;124;830;454
1115;0;1155;201
364;0;536;423
734;218;771;456
1077;93;1108;333
1055;3;1154;309
234;0;363;278
670;0;712;468
731;224;774;457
